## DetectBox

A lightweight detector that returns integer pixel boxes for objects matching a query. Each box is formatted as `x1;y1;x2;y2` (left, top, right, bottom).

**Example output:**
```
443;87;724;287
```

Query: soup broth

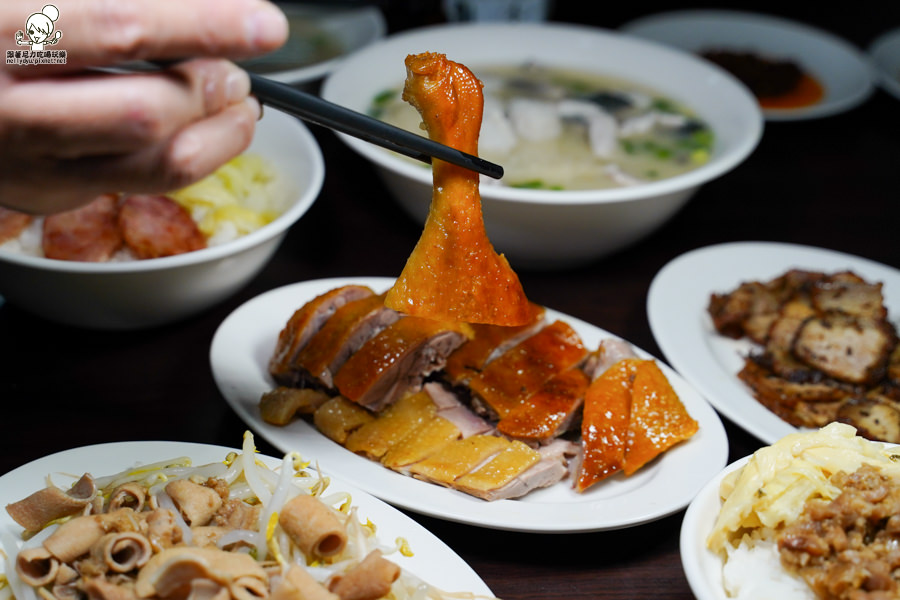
371;64;714;191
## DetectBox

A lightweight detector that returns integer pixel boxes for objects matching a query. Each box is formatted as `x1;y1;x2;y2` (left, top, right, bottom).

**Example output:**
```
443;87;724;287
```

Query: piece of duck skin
292;293;401;389
333;316;471;412
269;285;374;385
444;304;547;385
467;320;587;418
383;52;534;326
497;367;589;442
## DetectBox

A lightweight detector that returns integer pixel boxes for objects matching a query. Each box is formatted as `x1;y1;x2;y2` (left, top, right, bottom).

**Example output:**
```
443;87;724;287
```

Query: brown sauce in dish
700;49;824;109
778;464;900;599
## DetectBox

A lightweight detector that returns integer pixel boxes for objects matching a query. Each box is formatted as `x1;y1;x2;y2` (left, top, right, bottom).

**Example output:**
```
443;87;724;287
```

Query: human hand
0;0;289;214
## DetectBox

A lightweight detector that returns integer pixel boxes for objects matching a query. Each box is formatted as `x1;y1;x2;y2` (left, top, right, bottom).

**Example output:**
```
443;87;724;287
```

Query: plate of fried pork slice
648;241;900;446
212;276;727;532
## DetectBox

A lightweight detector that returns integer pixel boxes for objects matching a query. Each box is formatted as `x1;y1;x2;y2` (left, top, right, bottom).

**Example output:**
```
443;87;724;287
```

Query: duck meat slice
42;193;123;262
467;320;587;418
313;396;375;445
344;390;440;460
497;367;589;442
0;207;33;244
424;382;494;438
407;435;510;487
444;304;546;384
333;316;471;412
292;293;400;389
793;312;897;385
582;338;638;381
453;440;566;501
381;412;462;471
269;285;374;385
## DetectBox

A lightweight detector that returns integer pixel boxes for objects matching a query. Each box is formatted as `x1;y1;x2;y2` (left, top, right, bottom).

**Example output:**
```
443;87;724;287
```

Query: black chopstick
247;72;504;179
106;61;504;179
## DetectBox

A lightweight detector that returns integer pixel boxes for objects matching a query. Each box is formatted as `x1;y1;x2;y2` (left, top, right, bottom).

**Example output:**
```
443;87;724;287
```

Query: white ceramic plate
238;4;386;85
0;441;494;598
680;455;749;600
647;241;900;445
621;9;875;120
210;276;729;533
868;27;900;101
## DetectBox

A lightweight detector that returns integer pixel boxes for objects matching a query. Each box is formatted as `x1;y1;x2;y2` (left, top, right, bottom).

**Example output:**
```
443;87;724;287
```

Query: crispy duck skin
444;304;546;384
269;285;374;386
467;320;588;418
497;367;588;442
291;293;400;389
383;52;534;327
333;316;472;412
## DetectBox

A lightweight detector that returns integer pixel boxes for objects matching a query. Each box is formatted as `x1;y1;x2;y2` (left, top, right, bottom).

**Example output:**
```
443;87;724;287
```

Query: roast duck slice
263;285;699;500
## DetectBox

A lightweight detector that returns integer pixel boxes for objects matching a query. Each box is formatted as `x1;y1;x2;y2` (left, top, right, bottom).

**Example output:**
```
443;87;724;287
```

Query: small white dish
621;9;875;120
0;441;494;598
680;455;749;600
647;241;900;445
238;4;386;86
210;276;729;533
868;27;900;101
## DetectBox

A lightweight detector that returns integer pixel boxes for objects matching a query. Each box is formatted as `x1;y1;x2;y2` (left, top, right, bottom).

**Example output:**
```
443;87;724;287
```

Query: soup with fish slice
370;63;714;191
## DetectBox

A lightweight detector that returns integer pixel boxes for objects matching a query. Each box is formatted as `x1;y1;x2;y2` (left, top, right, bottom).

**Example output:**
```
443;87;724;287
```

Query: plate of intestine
210;275;728;533
681;422;900;599
620;9;875;120
647;241;900;446
0;434;497;600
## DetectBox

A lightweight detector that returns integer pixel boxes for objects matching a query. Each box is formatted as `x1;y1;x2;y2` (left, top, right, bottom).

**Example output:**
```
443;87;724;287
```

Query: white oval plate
238;4;386;85
210;277;728;533
868;27;900;101
647;241;900;445
621;9;875;120
0;441;493;598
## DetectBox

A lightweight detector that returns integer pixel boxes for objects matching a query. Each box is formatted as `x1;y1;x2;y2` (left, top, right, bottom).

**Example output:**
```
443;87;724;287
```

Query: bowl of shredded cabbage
322;21;762;269
0;108;324;330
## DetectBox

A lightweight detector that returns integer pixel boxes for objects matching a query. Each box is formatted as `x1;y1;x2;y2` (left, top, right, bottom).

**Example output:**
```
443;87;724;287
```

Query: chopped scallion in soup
370;63;714;191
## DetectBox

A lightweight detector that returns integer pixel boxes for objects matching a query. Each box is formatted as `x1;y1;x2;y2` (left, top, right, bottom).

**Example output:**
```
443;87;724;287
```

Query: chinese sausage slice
384;52;534;327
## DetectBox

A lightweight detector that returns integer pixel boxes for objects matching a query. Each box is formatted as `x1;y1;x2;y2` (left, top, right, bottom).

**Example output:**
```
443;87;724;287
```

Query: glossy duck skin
384;52;533;326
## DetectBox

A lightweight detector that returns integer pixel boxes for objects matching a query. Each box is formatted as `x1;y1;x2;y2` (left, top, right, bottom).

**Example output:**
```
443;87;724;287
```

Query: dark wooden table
2;5;898;599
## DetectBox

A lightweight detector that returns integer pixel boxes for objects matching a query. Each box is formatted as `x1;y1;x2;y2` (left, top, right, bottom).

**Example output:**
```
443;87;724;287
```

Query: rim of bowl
0;112;325;274
322;21;763;206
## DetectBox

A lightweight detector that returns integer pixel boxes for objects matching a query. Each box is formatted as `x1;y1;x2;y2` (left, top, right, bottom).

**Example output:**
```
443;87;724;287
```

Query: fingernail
247;2;289;49
245;95;262;121
225;67;251;104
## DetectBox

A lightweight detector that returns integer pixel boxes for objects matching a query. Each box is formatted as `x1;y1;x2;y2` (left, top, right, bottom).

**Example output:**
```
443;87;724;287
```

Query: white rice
722;534;815;599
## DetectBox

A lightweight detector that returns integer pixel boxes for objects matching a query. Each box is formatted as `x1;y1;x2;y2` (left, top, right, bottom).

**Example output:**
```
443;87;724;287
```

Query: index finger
1;0;288;70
